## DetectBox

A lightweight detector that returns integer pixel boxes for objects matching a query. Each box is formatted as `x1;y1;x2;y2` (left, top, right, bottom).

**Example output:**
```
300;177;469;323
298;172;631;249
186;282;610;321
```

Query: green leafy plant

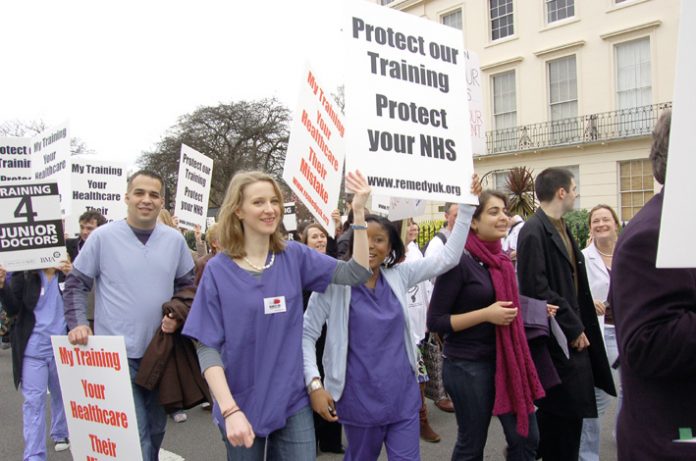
505;167;536;218
564;209;590;249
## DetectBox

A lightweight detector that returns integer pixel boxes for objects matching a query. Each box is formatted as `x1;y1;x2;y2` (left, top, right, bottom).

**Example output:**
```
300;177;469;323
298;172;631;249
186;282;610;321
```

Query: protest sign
31;122;71;216
344;0;476;204
0;137;32;182
0;181;67;271
465;51;486;156
68;157;127;236
370;195;391;217
388;197;427;221
52;336;143;461
283;202;298;232
174;144;214;231
370;195;426;220
283;64;346;236
657;0;696;268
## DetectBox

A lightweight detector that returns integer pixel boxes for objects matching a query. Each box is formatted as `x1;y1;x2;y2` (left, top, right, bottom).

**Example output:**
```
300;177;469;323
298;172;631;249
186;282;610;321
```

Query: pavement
0;346;619;460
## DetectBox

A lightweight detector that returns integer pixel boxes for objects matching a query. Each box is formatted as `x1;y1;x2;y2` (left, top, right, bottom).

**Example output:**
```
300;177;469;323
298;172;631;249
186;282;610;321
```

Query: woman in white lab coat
579;204;621;461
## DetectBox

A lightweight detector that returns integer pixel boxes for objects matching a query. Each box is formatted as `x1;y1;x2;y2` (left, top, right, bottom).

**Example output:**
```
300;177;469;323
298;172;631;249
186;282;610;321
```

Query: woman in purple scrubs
183;170;371;461
303;176;480;461
0;262;72;460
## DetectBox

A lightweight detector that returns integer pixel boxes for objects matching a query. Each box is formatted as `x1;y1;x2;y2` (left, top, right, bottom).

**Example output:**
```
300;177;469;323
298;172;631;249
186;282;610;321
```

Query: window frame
545;0;575;24
489;0;515;41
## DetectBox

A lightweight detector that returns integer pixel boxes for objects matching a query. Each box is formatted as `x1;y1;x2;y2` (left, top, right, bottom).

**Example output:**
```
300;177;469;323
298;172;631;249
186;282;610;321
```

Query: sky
0;0;345;169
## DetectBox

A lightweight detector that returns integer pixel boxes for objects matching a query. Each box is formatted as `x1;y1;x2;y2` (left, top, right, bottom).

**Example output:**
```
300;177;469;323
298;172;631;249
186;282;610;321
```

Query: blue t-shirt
183;241;337;436
73;220;194;358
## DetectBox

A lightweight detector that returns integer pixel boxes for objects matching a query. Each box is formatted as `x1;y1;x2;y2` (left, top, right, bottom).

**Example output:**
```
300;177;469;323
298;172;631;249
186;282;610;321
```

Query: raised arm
405;174;481;286
345;170;370;271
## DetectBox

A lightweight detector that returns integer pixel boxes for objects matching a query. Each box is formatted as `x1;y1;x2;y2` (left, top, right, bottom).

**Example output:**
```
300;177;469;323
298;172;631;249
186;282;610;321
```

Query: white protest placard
0;137;33;182
465;51;486;156
370;195;391;217
344;0;476;204
52;336;143;461
68;157;127;236
31;122;71;216
283;64;346;236
657;0;696;268
0;181;67;271
388;197;427;221
283;202;298;232
174;144;214;231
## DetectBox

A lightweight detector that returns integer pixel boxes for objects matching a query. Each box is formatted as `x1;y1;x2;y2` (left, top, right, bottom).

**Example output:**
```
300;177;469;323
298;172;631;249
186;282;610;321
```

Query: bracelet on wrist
350;224;368;230
221;406;241;419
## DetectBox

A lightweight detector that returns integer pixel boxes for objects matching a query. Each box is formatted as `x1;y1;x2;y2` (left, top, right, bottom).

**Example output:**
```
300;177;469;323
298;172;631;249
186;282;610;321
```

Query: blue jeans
443;358;538;461
579;325;622;461
128;358;167;461
221;405;315;461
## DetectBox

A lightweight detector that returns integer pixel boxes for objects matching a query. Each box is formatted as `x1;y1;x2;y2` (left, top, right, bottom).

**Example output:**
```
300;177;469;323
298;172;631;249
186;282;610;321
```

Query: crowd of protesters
1;110;694;461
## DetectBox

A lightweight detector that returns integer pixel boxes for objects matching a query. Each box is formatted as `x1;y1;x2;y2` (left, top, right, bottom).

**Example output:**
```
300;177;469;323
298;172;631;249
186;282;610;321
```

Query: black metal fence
486;102;672;155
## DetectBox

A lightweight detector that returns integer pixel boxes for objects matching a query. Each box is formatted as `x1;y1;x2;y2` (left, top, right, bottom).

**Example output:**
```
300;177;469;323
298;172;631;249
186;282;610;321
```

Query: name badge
264;296;287;315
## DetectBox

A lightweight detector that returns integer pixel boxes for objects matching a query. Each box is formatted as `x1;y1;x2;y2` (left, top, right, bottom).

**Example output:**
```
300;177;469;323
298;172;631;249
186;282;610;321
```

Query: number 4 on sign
14;196;37;223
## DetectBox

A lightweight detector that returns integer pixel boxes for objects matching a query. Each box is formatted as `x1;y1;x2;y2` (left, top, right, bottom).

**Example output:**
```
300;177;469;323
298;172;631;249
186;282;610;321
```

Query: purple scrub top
336;273;420;426
25;272;67;358
183;241;337;436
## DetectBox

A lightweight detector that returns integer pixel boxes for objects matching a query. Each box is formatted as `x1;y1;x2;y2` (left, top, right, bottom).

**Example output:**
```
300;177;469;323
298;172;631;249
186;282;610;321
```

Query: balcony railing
484;102;672;156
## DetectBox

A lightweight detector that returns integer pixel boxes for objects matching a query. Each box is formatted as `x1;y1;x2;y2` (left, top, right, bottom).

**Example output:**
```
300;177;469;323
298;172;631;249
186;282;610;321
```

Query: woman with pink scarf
427;190;546;461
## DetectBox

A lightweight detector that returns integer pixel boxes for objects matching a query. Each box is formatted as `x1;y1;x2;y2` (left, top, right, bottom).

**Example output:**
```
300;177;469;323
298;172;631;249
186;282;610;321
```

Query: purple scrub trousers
21;355;68;461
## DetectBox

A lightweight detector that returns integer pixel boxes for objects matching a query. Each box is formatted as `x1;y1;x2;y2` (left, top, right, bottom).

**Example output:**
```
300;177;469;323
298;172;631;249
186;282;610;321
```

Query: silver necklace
596;246;615;258
243;252;275;271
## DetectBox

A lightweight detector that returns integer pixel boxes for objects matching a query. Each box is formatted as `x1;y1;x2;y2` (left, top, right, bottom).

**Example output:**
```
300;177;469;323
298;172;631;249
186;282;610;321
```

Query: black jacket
0;270;67;389
517;208;615;418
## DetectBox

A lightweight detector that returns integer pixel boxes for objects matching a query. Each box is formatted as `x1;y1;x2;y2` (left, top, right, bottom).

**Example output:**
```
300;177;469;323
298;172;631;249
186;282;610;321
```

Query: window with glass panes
442;9;462;29
619;159;654;221
616;38;651;109
546;0;574;23
548;55;578;143
490;0;514;40
492;71;517;151
494;170;511;192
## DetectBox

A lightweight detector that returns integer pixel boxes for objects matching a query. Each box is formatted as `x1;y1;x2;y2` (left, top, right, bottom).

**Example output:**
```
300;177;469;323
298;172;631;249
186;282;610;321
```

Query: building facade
378;0;678;222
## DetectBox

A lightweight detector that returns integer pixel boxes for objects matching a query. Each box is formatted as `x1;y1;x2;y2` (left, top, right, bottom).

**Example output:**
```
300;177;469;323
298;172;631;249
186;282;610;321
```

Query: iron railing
484;102;672;155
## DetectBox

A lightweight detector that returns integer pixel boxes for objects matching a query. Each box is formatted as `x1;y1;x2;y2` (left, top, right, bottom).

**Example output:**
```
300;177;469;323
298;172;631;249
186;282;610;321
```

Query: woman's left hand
470;173;483;196
346;170;371;211
546;304;558;317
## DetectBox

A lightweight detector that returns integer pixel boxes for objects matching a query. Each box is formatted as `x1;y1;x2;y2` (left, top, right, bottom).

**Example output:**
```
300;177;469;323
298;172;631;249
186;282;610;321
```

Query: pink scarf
465;232;545;436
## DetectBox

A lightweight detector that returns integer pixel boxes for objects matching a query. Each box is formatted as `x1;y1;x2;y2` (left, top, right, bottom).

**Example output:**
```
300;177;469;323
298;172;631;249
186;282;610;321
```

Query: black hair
535;167;573;202
78;209;107;226
473;190;508;221
127;169;165;194
346;214;405;268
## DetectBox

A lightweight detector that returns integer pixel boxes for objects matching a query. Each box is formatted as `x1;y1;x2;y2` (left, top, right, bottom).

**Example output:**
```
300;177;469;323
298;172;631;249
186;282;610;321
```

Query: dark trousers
536;408;583;461
314;412;342;451
443;358;538;461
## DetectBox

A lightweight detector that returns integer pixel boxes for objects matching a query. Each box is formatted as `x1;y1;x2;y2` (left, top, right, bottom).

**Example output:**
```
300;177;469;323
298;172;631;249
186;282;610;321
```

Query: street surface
0;347;618;460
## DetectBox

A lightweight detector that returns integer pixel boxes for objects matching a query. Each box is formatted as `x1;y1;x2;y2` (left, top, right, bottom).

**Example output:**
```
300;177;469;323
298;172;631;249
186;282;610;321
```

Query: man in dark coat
517;167;615;460
610;110;696;460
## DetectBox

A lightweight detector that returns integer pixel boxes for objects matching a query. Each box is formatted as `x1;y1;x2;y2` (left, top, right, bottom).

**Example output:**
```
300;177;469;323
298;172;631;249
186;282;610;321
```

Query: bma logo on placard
40;251;62;264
